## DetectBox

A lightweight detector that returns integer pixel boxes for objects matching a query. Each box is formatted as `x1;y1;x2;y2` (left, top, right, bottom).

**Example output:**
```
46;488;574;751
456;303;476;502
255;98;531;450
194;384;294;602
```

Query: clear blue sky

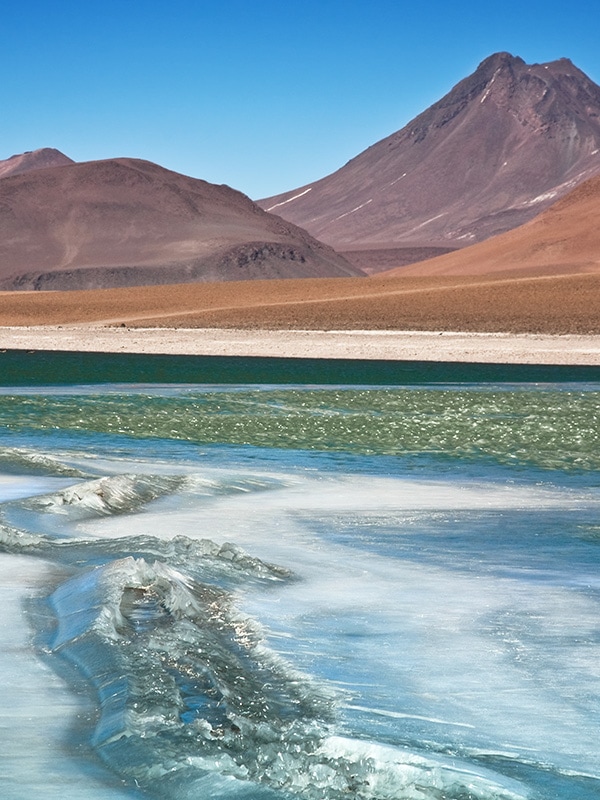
2;0;599;199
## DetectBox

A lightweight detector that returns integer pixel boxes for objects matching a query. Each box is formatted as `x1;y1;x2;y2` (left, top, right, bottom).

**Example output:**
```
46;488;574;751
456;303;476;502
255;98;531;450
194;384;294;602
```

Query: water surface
1;380;599;800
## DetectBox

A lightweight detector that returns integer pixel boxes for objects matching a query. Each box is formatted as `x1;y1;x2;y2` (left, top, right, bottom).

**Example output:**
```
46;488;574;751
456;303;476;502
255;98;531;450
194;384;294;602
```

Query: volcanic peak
394;52;600;148
259;52;600;248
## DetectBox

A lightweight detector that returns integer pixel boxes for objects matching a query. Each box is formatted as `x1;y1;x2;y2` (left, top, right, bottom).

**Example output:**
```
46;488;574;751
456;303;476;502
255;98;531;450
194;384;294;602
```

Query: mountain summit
0;148;74;178
258;53;600;248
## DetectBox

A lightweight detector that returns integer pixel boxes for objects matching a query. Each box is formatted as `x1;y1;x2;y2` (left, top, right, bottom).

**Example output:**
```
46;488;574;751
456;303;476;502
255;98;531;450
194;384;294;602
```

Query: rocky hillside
0;157;359;290
259;53;600;249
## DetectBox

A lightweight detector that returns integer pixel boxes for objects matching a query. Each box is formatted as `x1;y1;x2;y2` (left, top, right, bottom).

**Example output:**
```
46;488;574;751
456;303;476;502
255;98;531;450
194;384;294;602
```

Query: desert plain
0;265;599;365
2;186;600;363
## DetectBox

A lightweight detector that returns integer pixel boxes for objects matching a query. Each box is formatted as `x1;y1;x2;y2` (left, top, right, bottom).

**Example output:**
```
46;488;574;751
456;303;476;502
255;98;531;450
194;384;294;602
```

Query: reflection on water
1;384;599;799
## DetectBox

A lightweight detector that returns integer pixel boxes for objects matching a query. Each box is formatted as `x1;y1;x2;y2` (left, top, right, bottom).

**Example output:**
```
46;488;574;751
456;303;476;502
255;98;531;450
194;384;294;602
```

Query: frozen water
0;384;599;799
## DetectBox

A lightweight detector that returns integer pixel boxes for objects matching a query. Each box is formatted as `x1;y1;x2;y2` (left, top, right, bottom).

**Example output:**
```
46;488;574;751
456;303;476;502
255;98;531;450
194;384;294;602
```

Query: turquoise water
1;374;600;799
1;348;599;385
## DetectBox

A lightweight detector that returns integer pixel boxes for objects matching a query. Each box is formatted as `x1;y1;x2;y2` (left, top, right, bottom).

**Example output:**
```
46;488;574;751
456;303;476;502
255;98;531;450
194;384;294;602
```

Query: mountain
0;157;359;290
378;172;600;277
258;53;600;249
0;147;74;178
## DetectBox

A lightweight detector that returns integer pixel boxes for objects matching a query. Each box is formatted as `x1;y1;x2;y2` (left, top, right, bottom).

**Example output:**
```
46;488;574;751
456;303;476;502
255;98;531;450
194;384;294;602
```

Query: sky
2;0;599;200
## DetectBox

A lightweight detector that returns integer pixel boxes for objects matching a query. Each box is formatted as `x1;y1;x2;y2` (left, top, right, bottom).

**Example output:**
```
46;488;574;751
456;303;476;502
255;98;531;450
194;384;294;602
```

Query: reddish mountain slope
0;148;74;178
0;157;359;290
379;173;600;277
259;53;600;248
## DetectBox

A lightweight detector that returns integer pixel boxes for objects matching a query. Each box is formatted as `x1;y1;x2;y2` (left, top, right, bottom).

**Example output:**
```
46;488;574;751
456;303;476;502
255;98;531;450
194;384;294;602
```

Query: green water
1;386;599;471
1;348;599;385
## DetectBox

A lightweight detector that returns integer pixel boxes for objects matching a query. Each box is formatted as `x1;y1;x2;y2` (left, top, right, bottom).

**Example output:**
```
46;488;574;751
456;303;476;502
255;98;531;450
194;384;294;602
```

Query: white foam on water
46;556;530;800
75;471;597;543
33;473;186;517
255;546;600;771
316;736;527;799
5;441;600;797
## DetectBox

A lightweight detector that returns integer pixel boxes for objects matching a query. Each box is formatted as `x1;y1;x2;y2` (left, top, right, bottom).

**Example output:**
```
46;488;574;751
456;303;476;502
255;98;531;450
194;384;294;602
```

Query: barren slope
381;173;600;277
3;171;599;334
259;53;600;248
0;157;359;290
1;269;598;334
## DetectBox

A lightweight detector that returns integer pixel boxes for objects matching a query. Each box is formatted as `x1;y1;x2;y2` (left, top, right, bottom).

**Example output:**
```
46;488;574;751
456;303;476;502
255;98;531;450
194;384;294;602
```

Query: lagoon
1;372;599;799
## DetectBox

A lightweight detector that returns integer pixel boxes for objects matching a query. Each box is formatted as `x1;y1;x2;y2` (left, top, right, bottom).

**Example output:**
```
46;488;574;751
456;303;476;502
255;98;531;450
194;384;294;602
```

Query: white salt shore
0;326;599;365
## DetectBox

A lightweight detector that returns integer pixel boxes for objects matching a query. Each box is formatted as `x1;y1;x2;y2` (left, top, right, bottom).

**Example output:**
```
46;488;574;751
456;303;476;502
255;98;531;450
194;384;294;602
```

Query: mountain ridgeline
2;52;600;290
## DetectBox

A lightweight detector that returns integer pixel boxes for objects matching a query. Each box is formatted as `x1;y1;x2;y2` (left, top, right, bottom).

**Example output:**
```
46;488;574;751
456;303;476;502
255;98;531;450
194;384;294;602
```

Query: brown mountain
0;157;359;290
2;177;599;334
258;53;600;250
0;147;74;178
379;172;600;277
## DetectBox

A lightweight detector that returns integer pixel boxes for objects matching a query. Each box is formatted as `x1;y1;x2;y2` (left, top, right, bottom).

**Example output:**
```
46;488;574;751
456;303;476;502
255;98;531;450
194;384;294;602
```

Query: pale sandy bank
0;326;599;365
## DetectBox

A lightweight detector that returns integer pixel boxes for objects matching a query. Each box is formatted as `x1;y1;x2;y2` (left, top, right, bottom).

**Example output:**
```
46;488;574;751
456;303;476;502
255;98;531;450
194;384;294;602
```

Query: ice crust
47;556;529;800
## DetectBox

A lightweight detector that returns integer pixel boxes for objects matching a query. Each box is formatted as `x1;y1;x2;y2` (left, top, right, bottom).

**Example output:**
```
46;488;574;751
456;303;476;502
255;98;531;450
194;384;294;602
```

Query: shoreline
0;326;599;365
